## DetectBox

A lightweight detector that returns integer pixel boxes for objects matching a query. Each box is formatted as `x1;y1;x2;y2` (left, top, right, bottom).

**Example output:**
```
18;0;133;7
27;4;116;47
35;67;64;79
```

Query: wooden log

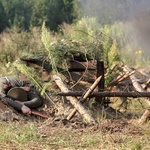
58;91;150;98
67;76;102;120
124;66;150;105
53;75;97;124
68;61;96;71
118;70;135;82
143;79;150;90
109;70;135;86
123;66;150;123
138;108;150;124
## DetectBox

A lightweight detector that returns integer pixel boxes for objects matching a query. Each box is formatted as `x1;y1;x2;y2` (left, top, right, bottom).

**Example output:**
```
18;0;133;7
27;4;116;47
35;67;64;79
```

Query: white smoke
79;0;150;59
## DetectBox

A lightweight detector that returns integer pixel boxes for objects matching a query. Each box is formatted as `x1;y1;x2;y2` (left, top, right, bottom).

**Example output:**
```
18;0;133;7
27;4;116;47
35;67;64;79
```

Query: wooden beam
58;91;150;98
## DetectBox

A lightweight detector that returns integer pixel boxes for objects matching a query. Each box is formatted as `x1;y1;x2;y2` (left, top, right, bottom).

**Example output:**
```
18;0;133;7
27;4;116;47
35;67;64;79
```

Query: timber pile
20;55;150;124
123;66;150;123
55;65;150;124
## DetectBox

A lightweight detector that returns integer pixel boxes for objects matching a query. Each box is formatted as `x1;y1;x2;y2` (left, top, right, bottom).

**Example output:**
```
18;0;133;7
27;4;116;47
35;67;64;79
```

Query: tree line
1;0;149;33
0;0;80;32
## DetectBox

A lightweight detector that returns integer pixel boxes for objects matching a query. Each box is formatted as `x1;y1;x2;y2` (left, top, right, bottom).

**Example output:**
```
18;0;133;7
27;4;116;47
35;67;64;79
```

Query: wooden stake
67;76;102;120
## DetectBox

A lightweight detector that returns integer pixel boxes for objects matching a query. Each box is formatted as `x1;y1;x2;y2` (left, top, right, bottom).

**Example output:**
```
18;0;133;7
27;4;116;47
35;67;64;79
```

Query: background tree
0;0;80;32
30;0;80;31
0;1;8;32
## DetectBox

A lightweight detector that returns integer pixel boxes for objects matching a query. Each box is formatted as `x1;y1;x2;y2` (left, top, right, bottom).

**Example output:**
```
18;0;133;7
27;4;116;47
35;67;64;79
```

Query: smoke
79;0;150;22
79;0;150;59
133;9;150;53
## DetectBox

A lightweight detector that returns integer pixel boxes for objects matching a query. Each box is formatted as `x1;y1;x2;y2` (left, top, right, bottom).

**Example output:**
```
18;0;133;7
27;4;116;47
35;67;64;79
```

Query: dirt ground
0;63;150;149
0;93;148;137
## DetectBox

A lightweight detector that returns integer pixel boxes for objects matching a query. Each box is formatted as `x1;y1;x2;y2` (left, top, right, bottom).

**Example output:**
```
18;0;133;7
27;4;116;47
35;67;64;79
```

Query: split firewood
67;76;102;120
53;74;97;124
